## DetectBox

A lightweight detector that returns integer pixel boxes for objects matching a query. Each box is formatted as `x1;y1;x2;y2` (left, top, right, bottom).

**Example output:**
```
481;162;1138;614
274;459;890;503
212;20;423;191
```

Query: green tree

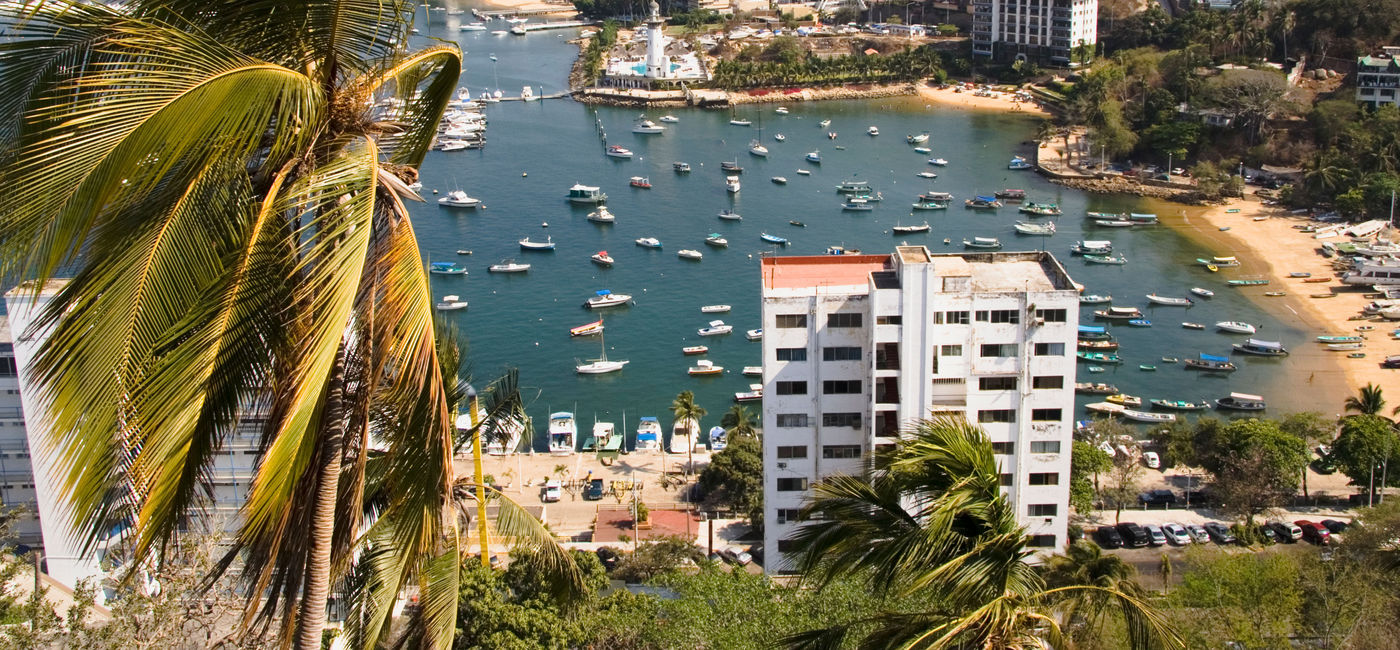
697;434;763;521
1070;440;1112;513
1170;548;1301;648
610;536;707;584
1345;382;1389;417
1279;411;1333;498
1104;449;1145;524
783;416;1181;649
1201;418;1309;526
1329;414;1400;494
671;390;707;475
721;404;758;440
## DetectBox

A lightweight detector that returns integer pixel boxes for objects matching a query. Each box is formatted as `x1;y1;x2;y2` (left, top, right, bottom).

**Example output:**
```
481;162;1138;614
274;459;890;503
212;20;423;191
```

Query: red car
1294;520;1331;545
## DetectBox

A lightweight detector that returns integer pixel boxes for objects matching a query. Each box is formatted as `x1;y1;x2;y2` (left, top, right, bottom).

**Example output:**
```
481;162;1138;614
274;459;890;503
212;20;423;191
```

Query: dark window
822;346;862;361
980;343;1017;357
821;412;861;428
775;509;803;524
827;312;863;328
776;381;807;395
978;409;1016;423
822;445;862;459
1035;308;1068;322
822;380;862;395
776;414;809;427
777;538;801;553
776;348;807;362
777;477;809;491
876;315;902;325
975;309;1020;324
1030;441;1061;453
1031;408;1062;422
1032;375;1064;389
979;376;1017;391
1028;534;1057;548
937;310;970;325
1034;342;1065;356
991;441;1015;455
999;473;1014;486
1029;472;1059;486
0;357;14;378
776;314;807;328
776;445;808;459
940;344;963;356
1028;504;1058;517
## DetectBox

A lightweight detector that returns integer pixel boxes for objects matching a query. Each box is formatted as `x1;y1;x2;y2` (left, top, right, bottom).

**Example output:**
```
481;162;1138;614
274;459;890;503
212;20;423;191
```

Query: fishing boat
772;176;788;184
995;188;1027;200
1077;325;1113;340
718;210;742;221
576;330;629;374
907;132;929;143
913;200;949;210
670;417;698;454
806;150;822;163
1150;399;1211;411
1127;212;1159;224
1008;156;1034;170
1122;409;1176;423
584;289;632;309
677;249;703;260
428;262;467;275
928;158;949;166
1184;353;1236;372
1014;221;1056;236
1106;393;1142;407
1215;321;1257;334
742;366;762;377
635;417;663;452
1094;306;1143;320
682;345;708;355
1077;351;1123;364
688;359;724;376
1190;287;1214;298
590;250;614;266
748;139;769;157
519;236;555;251
1128;319;1152;327
1182;322;1206;330
1085;211;1125;219
635;237;662;249
720;160;743;172
789;220;805;227
701;305;731;313
1095;219;1135;227
835;179;870;193
867;126;880;136
438;190;482;208
746;328;763;341
1232;338;1288;356
587;206;615;223
1075;382;1120;395
842;199;874;211
1326;342;1364;351
674;162;691;173
1216;392;1266;411
633;119;665;134
1018;202;1062;216
1079;295;1112;304
705;233;729;247
605;145;634;159
570;319;604;337
963;237;1002;250
964;196;1002;209
1146;293;1193;306
659;115;680;123
629;176;652;188
488;259;531;273
435;295;468;311
698;320;733;336
548;412;577;455
760;233;789;245
1071;240;1113;255
916;172;938;179
1083;254;1127;265
566;183;607;204
892;222;931;234
1316;335;1363;343
726;176;741;193
734;384;763;402
1228;279;1270;286
1078;340;1119;351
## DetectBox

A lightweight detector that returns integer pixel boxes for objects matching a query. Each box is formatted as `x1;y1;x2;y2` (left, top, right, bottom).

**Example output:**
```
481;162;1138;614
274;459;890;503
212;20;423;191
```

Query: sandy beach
916;84;1050;118
477;0;577;14
1166;195;1399;411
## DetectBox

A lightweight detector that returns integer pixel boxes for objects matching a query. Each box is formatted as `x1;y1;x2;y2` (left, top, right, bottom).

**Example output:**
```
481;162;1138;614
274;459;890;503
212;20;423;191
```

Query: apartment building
972;0;1098;65
1357;47;1400;109
0;316;42;545
759;247;1079;574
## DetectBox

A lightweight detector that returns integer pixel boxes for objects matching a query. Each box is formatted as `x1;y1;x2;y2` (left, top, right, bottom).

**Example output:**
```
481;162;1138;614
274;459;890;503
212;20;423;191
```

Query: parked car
1142;451;1161;469
1095;525;1125;549
1116;522;1151;548
1138;489;1177;507
1256;524;1279;544
584;478;605;501
1143;524;1168;547
720;547;752;566
542;479;562;503
1186;523;1211;544
1294;520;1331;545
1321;519;1350;535
1204;521;1237;544
1162;522;1192;545
1268;520;1303;543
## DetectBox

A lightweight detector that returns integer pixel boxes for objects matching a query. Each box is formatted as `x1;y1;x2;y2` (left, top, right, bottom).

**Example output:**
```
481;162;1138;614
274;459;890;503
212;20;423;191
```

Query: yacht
576;330;628;374
1232;338;1288;356
749;139;769;156
566;183;607;204
605;145;634;159
698;320;733;336
633;119;665;134
635;417;662;452
688;359;724;376
587;206;616;223
635;237;662;249
435;295;468;311
705;233;729;247
438;190;481;208
677;249;703;261
1215;321;1258;334
669;417;699;454
584;289;632;309
487;259;530;273
548;412;577;455
584;422;617;452
590;250;614;266
806;150;822;163
1343;257;1400;286
726;176;741;193
659;115;680;123
718;210;741;221
519;236;555;251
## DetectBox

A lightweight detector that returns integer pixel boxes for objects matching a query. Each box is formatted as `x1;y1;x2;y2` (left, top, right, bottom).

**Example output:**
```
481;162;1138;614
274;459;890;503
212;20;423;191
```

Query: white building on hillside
759;247;1079;574
1357;47;1400;109
972;0;1098;66
0;316;42;545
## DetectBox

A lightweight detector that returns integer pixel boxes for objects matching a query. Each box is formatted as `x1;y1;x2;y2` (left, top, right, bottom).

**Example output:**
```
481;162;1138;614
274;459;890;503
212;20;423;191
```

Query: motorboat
916;172;938;179
726;176;741;193
548;412;576;455
1008;156;1034;170
590;250;614;266
1095;306;1143;320
914;146;932;154
1019;202;1062;216
1216;392;1266;411
963;237;1001;250
587;206;616;223
1079;295;1112;304
742;366;762;376
510;25;526;34
1182;322;1205;330
428;262;467;275
1126;212;1159;224
659;115;679;123
1075;382;1120;395
682;345;708;355
746;328;762;341
828;132;838;139
1106;393;1143;407
720;160;743;172
928;158;949;166
701;304;731;313
1190;287;1214;298
698;320;733;336
635;417;663;452
1071;240;1112;255
708;426;728;452
775;106;789;114
582;421;617;452
995;188;1027;200
688;359;724;376
635;237;662;249
1076;351;1122;364
964;196;1001;209
774;133;786;142
1232;338;1288;356
605;145;634;159
673;162;691;172
892;222;931;234
438;190;481;208
1078;340;1118;351
576;330;629;374
842;199;874;211
669;417;698;454
705;233;729;247
796;169;811;175
1013;221;1055;236
1150;399;1212;411
488;259;530;273
806;151;822;163
835;179;870;193
677;249;703;260
435;295;468;311
570;319;604;337
867;126;880;136
629;176;651;189
760;233;789;245
718;210;742;221
1215;321;1257;334
1122;409;1176;423
1184;353;1235;372
907;132;929;144
748;140;769;157
566;183;607;204
633;119;665;134
1095;219;1135;227
1083;254;1127;265
584;289;632;309
921;191;954;201
729;118;752;126
734;385;763;403
912;201;948;210
519;236;555;251
1128;319;1152;327
460;22;487;30
1146;293;1193;306
771;176;788;184
819;119;831;127
1077;325;1112;340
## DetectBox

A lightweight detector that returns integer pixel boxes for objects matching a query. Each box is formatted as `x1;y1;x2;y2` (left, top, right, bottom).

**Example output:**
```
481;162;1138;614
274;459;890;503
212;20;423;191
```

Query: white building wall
0;318;42;545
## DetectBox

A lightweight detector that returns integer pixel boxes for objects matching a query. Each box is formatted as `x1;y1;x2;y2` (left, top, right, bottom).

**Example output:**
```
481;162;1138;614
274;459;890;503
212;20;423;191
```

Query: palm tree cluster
709;47;943;90
785;416;1181;649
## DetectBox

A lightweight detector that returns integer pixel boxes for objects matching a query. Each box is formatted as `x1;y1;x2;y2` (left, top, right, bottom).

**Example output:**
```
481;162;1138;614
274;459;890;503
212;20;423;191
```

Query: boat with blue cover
1184;353;1236;372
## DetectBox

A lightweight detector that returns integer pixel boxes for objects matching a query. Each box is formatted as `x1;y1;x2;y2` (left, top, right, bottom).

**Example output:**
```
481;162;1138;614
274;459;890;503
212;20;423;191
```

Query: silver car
1186;524;1211;544
1162;522;1193;546
1143;524;1167;546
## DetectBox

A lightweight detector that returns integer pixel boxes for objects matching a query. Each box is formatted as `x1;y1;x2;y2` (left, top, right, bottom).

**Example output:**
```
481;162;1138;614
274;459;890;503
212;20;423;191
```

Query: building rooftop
901;248;1077;293
760;255;890;294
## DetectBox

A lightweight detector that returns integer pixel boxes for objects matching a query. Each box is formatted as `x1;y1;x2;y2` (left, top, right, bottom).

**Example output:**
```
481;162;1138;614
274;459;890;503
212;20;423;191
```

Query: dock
474;6;577;19
519;20;592;32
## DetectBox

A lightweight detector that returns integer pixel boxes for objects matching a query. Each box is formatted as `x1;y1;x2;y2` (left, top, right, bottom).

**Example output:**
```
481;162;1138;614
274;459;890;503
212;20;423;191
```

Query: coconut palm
721;404;757;441
670;390;707;475
1345;383;1388;417
0;1;573;647
783;416;1180;649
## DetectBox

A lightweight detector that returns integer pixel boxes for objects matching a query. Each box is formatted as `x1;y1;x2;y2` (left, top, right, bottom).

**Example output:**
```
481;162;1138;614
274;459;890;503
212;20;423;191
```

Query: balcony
875;343;900;371
874;377;900;405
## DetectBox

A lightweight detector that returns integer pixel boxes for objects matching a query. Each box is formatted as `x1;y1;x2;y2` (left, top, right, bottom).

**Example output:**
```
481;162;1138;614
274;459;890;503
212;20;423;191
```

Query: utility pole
467;386;491;568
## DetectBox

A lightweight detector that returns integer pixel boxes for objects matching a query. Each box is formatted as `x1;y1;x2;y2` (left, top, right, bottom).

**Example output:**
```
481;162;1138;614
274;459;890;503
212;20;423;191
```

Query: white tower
643;0;667;79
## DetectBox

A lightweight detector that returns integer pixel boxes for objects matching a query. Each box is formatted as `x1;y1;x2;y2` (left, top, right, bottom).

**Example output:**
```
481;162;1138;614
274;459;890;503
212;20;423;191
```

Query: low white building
760;247;1079;573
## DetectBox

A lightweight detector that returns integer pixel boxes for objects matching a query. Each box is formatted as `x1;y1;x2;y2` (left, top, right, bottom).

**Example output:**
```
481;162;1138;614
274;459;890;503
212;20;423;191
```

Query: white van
542;479;562;503
1142;451;1161;469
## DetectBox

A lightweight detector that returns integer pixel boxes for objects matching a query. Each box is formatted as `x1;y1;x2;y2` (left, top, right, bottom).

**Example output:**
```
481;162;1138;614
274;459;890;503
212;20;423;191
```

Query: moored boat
1122;409;1176;423
718;209;742;221
1094;306;1143;320
760;233;789;245
1077;325;1113;340
1316;335;1363;343
429;261;467;275
629;176;651;188
682;345;708;355
746;328;763;341
435;295;468;311
548;412;577;455
1079;295;1112;305
698;320;733;336
590;250;614;266
1150;399;1211;411
964;196;1002;209
835;179;870;193
1078;339;1119;351
705;233;729;247
1216;392;1266;411
1071;240;1113;255
1215;321;1257;334
1076;351;1123;364
892;222;931;233
674;162;691;172
584;289;632;309
1075;382;1120;395
1181;322;1205;330
688;359;724;376
701;304;731;313
1106;393;1142;407
726;175;741;193
519;236;555;251
438;189;482;208
1227;278;1269;286
488;259;531;273
1008;156;1033;170
1083;254;1127;265
963;236;1001;249
1013;221;1056;236
669;417;698;454
1184;353;1235;372
633;119;665;134
605;145;634;158
587;205;616;223
566;183;607;204
912;201;949;210
1190;287;1214;298
1146;293;1193;306
677;249;703;261
1018;201;1062;216
635;417;662;452
635;237;662;249
570;319;604;337
1232;338;1288;356
995;188;1027;200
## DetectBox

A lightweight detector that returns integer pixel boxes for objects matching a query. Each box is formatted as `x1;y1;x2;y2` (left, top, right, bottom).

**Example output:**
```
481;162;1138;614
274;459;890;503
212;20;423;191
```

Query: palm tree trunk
296;343;349;650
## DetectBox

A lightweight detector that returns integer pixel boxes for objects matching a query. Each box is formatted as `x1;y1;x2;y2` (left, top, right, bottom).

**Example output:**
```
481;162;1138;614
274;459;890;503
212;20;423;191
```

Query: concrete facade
972;0;1098;65
1357;47;1400;109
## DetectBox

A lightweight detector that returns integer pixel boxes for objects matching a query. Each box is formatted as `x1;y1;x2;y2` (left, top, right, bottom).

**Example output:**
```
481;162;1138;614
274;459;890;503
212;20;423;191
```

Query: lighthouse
643;0;667;79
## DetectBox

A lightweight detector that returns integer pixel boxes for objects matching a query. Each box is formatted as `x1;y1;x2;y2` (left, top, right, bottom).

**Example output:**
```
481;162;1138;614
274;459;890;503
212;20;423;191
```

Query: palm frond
362;45;462;166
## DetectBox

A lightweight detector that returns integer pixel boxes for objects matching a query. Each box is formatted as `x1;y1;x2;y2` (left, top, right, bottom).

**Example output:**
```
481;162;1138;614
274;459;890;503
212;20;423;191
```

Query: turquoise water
410;9;1334;450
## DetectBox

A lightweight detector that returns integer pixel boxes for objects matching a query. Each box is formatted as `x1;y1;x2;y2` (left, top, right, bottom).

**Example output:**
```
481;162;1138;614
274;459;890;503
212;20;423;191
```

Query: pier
474;6;577;19
519;20;592;32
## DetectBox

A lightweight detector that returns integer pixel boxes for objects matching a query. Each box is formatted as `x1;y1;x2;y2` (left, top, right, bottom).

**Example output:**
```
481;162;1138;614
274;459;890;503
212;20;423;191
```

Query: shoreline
915;84;1050;118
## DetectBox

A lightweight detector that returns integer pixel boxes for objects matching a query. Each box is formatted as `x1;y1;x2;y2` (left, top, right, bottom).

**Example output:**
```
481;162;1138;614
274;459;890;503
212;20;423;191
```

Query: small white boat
659;115;680;123
490;30;508;36
775;107;789;114
725;175;741;193
734;384;762;402
1122;409;1177;423
576;332;629;374
590;250;614;266
688;359;724;376
729;118;751;126
772;176;788;184
1216;321;1258;334
774;134;786;142
1190;287;1215;298
705;233;729;247
605;145;634;159
585;290;632;309
742;367;762;377
548;412;576;455
633;119;665;134
570;319;604;337
587;206;616;223
913;146;932;154
487;259;530;273
907;132;930;144
701;304;731;313
745;328;762;341
435;295;468;311
748;140;769;157
718;210;742;221
1146;293;1193;306
928;158;949;166
892;222;931;234
819;119;831;127
519;236;555;251
1013;221;1056;236
698;320;733;336
509;25;526;35
460;22;487;31
635;237;662;249
796;169;811;175
916;171;937;179
678;249;703;260
438;190;481;208
867;126;880;136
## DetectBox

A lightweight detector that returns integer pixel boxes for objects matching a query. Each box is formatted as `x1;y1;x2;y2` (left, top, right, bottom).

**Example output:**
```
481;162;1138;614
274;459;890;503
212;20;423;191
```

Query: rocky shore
1049;175;1203;203
725;83;918;104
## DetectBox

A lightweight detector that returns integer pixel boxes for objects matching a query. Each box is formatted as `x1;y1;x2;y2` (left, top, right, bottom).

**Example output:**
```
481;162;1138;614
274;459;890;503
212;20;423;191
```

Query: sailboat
576;329;629;374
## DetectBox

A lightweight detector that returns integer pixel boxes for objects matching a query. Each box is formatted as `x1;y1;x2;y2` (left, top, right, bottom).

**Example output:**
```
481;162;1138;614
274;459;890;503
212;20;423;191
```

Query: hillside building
971;0;1098;66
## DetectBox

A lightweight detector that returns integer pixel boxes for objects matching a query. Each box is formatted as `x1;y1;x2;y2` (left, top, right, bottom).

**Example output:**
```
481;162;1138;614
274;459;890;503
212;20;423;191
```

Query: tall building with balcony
0;316;42;545
759;247;1079;574
972;0;1098;66
1358;47;1400;109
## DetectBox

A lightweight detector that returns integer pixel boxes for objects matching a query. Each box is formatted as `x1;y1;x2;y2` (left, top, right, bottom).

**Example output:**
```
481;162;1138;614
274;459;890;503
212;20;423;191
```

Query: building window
776;314;807;328
1035;308;1068;322
1030;441;1061;454
822;445;862;459
827;312;863;328
1028;534;1057;548
936;310;970;325
975;309;1020;324
980;343;1017;358
999;473;1014;486
1029;472;1059;486
991;441;1014;455
776;414;809;427
776;509;804;524
1028;504;1058;517
776;445;808;459
978;409;1016;423
979;376;1017;391
876;315;902;325
821;412;861;428
1031;408;1062;422
777;477;809;491
1034;342;1065;356
777;538;801;553
776;381;808;395
776;348;807;362
1032;375;1064;389
822;380;862;395
0;358;14;377
822;346;862;361
939;344;963;356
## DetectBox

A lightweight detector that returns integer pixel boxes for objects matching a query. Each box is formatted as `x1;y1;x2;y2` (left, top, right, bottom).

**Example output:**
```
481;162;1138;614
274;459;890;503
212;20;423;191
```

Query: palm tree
783;416;1181;649
1345;383;1388;417
1041;540;1147;642
0;2;566;647
670;390;707;475
721;404;757;441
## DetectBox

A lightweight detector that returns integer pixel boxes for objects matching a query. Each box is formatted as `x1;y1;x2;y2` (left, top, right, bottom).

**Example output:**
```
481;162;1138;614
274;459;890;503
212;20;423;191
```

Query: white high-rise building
0;316;43;546
972;0;1098;65
759;247;1079;574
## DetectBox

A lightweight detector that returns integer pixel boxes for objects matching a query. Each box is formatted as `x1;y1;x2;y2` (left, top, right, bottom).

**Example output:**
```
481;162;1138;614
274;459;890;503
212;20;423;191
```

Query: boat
1303;276;1333;283
1184;353;1236;372
746;328;762;341
1106;393;1143;407
460;22;486;30
796;169;811;175
1264;291;1287;297
1095;306;1143;320
718;210;742;221
789;220;805;227
720;160;743;172
669;417;698;454
705;233;729;247
1087;366;1107;374
1095;219;1135;227
734;384;763;402
688;359;724;376
1085;211;1125;219
1075;382;1120;395
772;176;788;184
548;412;577;455
1210;256;1241;267
726;176;741;193
742;366;762;376
1215;321;1257;334
438;190;482;208
435;295;468;311
1077;325;1113;340
659;115;679;123
1122;409;1177;423
806;151;822;163
1071;240;1113;255
867;126;880;136
1216;392;1266;411
566;183;607;204
1146;293;1193;306
907;132;929;144
1126;212;1159;224
964;196;1001;209
818;119;831;127
428;262;467;275
748;140;768;157
835;180;870;193
842;199;874;211
1316;335;1363;343
1326;342;1364;351
775;106;789;115
1018;202;1062;216
576;330;629;374
914;146;932;154
635;417;663;452
912;201;949;210
629;176;652;188
1139;364;1157;371
1013;221;1056;236
701;305;731;313
963;237;1002;250
635;237;662;249
1182;322;1205;330
678;249;703;261
760;233;789;245
519;236;555;251
1232;338;1288;356
1083;254;1127;265
682;345;708;356
1161;357;1179;363
1078;340;1118;351
1150;399;1211;411
582;421;615;452
584;289;632;309
1190;287;1214;298
698;320;733;336
892;222;931;234
1077;351;1123;364
590;250;614;266
510;25;526;35
1128;319;1152;327
1289;272;1312;278
1008;156;1034;170
1228;279;1270;286
995;188;1027;200
928;158;949;166
570;319;604;337
632;119;665;134
708;425;728;452
729;118;751;126
605;145;634;159
921;191;954;201
587;206;616;223
1079;295;1112;304
674;162;692;173
916;172;938;179
488;259;531;273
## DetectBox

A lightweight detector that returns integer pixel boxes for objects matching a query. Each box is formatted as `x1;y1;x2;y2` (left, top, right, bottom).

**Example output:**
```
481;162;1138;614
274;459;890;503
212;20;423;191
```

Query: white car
542;479;562;503
1186;524;1211;544
1142;451;1161;469
1162;522;1192;546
